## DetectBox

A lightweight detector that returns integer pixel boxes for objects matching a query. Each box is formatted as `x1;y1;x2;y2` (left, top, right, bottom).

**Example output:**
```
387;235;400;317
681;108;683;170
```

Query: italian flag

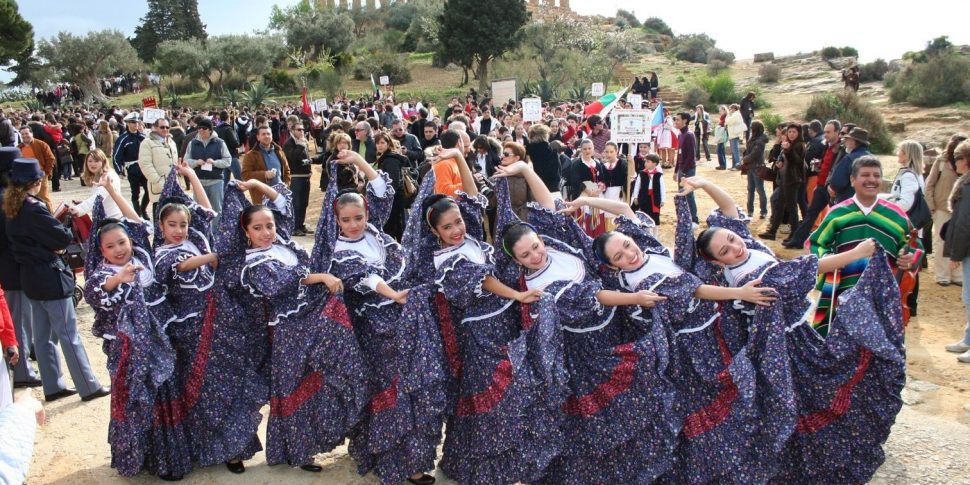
584;87;628;118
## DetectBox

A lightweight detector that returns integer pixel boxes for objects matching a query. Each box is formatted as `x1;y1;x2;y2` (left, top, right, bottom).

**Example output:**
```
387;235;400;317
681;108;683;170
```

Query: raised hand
677;176;708;196
117;263;144;284
493;160;530;178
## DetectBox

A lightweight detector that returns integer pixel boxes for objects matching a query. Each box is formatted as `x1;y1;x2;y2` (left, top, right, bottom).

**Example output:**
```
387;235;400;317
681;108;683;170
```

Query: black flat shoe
299;464;323;472
226;461;245;474
14;378;43;388
158;473;183;481
45;388;77;402
81;386;111;402
408;473;436;485
292;228;306;237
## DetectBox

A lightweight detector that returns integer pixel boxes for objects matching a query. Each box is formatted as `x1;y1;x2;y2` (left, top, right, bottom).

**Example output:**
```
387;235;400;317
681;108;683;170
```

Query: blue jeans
746;168;767;216
223;158;242;182
680;167;698;223
730;138;742;168
962;256;970;344
716;143;727;169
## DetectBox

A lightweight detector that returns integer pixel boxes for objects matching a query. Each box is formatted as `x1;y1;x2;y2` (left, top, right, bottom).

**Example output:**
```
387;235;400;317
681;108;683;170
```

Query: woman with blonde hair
71;149;123;220
885;140;926;215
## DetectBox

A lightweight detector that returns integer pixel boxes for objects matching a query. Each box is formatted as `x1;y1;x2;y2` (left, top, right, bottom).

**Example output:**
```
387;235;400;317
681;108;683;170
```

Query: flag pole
626;143;636;206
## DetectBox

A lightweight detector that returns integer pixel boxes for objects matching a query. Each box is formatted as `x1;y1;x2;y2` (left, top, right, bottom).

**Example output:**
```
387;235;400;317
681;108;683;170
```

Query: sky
4;0;969;83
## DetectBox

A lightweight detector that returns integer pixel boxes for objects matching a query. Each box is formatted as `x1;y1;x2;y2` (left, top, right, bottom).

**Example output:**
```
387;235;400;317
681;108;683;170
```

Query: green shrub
615;9;641;29
695;72;736;105
707;48;735;65
758;63;782;83
889;52;970;107
262;69;296;93
757;111;784;132
840;46;858;57
858;59;889;83
352;51;412;84
820;46;841;59
301;61;343;98
220;74;248;92
805;91;893;154
683;86;710;108
642;17;673;37
707;59;729;76
672;34;716;64
166;77;201;95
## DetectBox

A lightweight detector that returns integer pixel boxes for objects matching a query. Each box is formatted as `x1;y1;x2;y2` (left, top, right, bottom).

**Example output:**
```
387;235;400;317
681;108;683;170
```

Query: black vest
188;137;227;180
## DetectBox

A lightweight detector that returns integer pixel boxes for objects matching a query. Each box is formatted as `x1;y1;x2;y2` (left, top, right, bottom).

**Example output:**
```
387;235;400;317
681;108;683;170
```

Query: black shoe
408;473;436;485
158;474;183;481
81;386;111;402
715;166;726;170
226;461;245;474
292;228;306;237
299;464;323;472
45;388;78;402
300;226;315;235
14;378;43;388
758;231;776;240
782;240;802;249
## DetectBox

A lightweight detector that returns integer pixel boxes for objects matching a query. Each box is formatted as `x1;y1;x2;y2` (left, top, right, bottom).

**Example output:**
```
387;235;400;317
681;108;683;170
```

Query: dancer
207;178;368;473
401;147;565;485
82;173;177;479
310;150;440;485
151;164;219;480
682;176;906;483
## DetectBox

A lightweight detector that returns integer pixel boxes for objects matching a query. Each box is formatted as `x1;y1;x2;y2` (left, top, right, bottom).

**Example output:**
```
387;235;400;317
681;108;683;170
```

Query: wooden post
626;143;636;205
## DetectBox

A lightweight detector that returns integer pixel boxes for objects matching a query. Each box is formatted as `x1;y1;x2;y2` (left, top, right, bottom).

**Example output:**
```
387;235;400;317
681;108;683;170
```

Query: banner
591;82;605;97
610;109;652;144
521;97;542;122
142;108;166;125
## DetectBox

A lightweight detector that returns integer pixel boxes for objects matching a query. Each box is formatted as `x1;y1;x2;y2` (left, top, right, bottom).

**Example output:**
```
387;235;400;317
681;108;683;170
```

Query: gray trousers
29;296;102;397
6;290;39;382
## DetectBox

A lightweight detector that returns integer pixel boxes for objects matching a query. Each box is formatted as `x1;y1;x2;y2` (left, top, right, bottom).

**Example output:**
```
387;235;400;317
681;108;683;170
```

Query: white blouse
620;254;683;291
525;249;585;291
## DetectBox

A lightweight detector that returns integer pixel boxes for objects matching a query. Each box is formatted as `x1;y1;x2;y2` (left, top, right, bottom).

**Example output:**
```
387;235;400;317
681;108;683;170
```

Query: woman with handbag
759;123;805;241
741;120;769;219
3;157;108;403
884;140;928;315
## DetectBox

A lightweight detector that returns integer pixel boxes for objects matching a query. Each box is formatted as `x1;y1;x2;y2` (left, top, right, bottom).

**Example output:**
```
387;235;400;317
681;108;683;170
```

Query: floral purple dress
675;197;906;484
402;174;568;485
310;163;446;484
194;181;369;468
150;169;218;474
82;197;177;477
491;179;680;485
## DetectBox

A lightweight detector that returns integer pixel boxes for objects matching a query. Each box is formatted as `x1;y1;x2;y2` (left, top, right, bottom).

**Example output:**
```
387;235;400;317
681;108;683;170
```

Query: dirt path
21;164;970;484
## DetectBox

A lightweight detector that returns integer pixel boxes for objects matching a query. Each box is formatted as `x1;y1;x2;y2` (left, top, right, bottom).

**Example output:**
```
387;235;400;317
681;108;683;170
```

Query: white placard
521;97;542;122
628;94;643;109
379;76;390;86
143;108;166;125
610;109;653;144
313;98;328;112
492;78;518;104
591;82;605;97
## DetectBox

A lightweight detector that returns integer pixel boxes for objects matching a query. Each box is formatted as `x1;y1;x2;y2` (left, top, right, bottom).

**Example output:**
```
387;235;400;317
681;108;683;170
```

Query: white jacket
137;133;178;203
726;111;746;140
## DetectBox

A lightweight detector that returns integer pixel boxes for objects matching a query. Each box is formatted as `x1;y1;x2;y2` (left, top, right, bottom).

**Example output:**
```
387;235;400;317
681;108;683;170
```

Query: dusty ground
18;161;970;484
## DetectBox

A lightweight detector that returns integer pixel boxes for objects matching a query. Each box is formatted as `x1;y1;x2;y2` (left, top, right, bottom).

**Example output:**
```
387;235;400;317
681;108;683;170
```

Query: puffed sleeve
455;191;489;242
614;212;670;258
241;258;310;300
365;170;394;230
527;199;594;256
435;252;494;309
83;268;131;313
264;183;295;239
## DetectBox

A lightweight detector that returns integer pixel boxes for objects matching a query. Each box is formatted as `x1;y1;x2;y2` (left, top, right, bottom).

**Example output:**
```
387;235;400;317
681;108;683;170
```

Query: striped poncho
808;196;922;336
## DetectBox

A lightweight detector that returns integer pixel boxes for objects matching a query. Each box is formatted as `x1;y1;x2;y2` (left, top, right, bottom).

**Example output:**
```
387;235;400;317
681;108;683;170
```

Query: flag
301;85;312;115
583;87;628;118
650;102;665;129
370;74;383;101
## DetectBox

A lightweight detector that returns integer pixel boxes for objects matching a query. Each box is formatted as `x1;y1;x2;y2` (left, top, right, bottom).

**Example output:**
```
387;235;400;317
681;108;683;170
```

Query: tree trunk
476;58;489;96
79;76;108;104
155;80;165;107
460;66;468;86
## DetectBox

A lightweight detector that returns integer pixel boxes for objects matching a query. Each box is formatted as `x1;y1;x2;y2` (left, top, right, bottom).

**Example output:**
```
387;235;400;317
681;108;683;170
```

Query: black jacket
352;137;377;165
6;195;74;300
0;188;20;290
282;137;313;176
805;134;827;175
375;151;408;240
526;141;562;193
393;133;424;167
216;122;241;156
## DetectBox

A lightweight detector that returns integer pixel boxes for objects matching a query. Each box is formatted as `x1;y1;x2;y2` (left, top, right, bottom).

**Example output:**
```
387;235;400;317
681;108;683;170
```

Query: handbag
401;166;418;200
900;170;931;229
756;163;776;183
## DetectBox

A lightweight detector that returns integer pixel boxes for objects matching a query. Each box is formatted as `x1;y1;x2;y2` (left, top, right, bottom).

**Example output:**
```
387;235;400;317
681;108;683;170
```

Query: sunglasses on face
502;152;514;157
157;125;170;130
292;128;304;132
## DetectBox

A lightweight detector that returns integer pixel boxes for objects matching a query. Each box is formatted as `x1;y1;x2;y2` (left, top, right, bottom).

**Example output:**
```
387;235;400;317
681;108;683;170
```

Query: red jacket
0;287;18;349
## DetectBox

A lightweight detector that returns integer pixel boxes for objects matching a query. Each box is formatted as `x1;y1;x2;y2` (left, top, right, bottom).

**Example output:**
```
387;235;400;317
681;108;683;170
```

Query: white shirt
433;240;486;270
106;255;155;288
851;195;880;216
75;171;123;220
525;249;585;291
723;249;776;288
620;254;683;291
246;243;298;267
335;231;385;291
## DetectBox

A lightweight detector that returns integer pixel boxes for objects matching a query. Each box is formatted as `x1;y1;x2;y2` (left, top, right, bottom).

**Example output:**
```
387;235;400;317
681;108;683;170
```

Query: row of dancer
74;140;905;484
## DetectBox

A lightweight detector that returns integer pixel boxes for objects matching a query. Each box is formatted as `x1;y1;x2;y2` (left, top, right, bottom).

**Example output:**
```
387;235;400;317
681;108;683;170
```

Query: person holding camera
283;116;316;236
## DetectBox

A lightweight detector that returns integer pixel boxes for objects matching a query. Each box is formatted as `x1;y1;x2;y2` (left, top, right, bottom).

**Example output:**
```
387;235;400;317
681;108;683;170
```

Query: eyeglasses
292;128;304;132
502;152;514;157
157;125;170;130
355;128;367;132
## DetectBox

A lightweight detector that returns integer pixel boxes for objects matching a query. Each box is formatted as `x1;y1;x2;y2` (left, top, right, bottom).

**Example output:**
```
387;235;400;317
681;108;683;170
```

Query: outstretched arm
175;161;212;210
817;239;876;273
100;173;142;223
560;195;637;220
678;176;739;219
336;149;379;182
493;161;555;210
483;275;541;303
235;178;280;202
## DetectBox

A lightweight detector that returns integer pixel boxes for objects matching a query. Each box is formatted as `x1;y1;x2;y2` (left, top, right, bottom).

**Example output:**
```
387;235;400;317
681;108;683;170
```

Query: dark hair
749;120;765;139
809;119;823;135
421;194;458;229
334;188;366;214
826;119;842;133
96;218;129;243
643;153;661;165
676;112;691;123
850;155;882;178
946;133;969;169
591;232;615;265
439;130;461;149
588;114;603;127
695;227;720;261
501;222;538;258
157;198;192;224
241;204;272;228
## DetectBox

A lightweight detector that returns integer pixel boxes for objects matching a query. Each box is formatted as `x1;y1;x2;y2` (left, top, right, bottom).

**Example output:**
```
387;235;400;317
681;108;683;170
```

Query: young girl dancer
310;150;440;485
402;148;566;485
82;172;178;479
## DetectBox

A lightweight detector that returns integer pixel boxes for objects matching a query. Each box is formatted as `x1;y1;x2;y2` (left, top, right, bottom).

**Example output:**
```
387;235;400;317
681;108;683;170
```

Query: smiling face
160;210;189;245
244;209;276;249
705;228;748;267
511;231;548;271
603;233;646;271
336;201;368;240
851;165;883;201
431;207;466;247
99;227;133;266
86;154;105;175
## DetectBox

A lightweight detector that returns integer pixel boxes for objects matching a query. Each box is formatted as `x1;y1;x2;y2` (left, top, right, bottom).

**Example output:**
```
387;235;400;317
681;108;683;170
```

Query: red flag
301;86;312;115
